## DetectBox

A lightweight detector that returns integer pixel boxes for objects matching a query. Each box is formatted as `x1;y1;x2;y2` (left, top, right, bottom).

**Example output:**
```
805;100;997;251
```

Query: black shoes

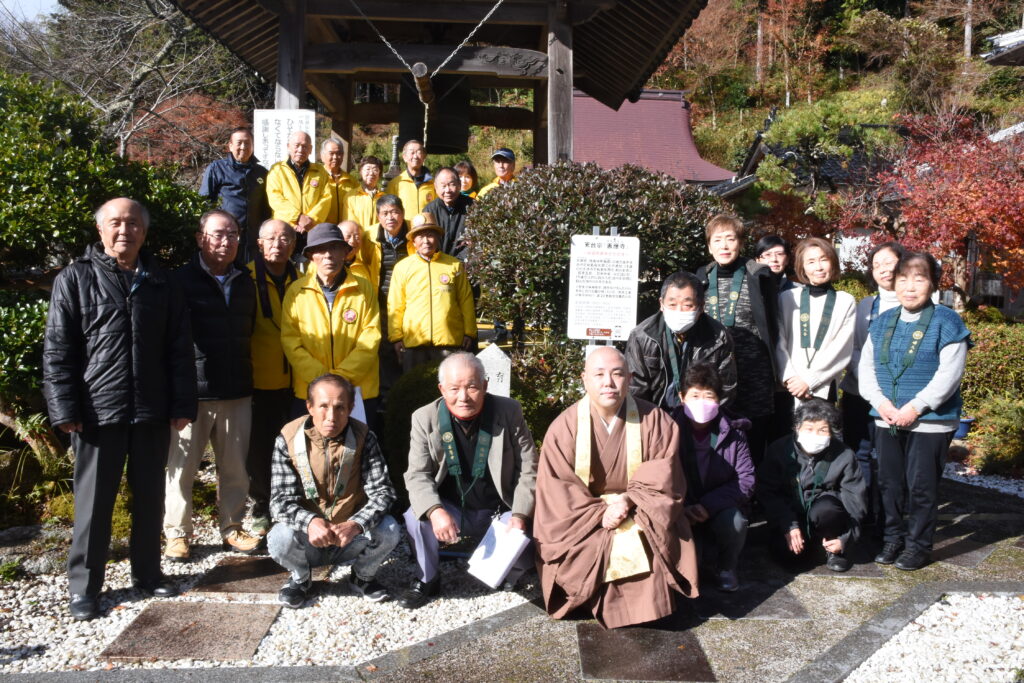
278;579;312;609
874;541;903;565
398;575;441;610
69;594;100;621
826;552;852;573
133;575;179;598
350;575;389;602
894;549;930;571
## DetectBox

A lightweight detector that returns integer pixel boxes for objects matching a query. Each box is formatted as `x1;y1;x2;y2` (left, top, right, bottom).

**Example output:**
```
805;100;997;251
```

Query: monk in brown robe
534;346;699;629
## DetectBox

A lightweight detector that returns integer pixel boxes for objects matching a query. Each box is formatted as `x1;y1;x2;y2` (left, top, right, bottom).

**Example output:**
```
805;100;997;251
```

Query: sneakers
278;579;311;609
350;575;389;602
250;516;271;537
894;549;930;571
716;569;740;592
164;536;190;563
874;541;903;565
826;552;852;573
222;529;263;555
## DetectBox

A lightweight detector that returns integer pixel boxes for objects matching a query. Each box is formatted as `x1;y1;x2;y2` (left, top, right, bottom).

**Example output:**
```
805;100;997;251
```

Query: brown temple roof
573;90;734;184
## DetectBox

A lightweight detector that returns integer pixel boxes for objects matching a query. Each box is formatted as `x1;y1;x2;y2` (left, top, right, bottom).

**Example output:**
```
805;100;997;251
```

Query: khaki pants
164;397;252;539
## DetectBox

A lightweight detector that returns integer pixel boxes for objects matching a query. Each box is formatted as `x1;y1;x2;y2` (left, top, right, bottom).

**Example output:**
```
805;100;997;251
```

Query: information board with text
253;109;316;167
567;234;640;341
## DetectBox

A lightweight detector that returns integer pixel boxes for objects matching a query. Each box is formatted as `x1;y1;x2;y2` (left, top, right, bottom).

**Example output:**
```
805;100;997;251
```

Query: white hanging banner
253;109;317;167
567;235;640;341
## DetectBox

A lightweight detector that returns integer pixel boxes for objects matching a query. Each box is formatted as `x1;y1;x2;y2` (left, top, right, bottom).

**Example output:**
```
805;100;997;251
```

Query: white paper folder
467;517;531;589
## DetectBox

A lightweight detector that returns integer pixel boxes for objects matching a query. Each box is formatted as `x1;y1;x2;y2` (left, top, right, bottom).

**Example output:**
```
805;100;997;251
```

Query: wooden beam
307;0;548;24
305;43;548;79
348;102;535;129
274;0;306;109
547;2;573;162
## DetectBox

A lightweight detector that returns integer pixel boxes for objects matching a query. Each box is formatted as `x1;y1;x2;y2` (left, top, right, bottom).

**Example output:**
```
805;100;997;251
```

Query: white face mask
664;309;698;333
683;399;719;425
797;433;831;455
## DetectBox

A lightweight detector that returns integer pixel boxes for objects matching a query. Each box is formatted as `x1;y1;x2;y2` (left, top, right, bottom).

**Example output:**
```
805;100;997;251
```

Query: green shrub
835;272;871;301
0;291;49;412
960;304;1004;326
967;394;1024;476
960;321;1024;415
464;161;725;336
45;480;134;539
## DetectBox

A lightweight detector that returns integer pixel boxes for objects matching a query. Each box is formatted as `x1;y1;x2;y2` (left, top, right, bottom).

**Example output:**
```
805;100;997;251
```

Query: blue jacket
199;156;270;235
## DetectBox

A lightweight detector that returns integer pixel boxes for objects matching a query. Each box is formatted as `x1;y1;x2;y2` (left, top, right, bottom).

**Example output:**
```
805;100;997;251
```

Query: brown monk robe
534;347;698;629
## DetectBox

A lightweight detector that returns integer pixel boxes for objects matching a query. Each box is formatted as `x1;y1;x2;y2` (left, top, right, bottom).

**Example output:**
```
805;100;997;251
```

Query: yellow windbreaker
385;171;434;215
344;186;384;229
387;252;477;347
325;171;357;224
247;260;299;391
281;266;381;400
476;175;516;199
364;223;416;293
266;161;333;225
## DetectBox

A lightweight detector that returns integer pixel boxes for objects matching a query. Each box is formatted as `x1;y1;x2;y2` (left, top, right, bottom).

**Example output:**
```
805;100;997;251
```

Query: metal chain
346;0;414;73
432;0;508;77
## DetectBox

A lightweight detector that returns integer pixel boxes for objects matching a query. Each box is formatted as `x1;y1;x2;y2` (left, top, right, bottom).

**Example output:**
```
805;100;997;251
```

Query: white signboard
253;109;317;166
567;235;640;341
477;343;512;398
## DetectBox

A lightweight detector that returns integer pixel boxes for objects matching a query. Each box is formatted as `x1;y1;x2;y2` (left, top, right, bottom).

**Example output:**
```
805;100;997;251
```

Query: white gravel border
845;592;1024;682
944;462;1024;499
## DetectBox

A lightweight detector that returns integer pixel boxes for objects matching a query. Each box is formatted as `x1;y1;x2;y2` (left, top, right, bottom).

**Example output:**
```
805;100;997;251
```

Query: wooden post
275;0;307;109
331;79;355;170
533;81;548;165
546;1;573;162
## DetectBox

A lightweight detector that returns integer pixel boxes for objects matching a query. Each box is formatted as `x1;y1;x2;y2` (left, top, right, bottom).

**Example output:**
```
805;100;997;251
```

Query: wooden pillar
533;80;548;166
546;1;573;162
331;79;355;170
275;0;306;109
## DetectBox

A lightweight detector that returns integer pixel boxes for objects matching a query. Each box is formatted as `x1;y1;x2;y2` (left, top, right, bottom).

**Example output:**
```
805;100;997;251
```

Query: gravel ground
846;592;1024;682
944;462;1024;500
0;468;536;673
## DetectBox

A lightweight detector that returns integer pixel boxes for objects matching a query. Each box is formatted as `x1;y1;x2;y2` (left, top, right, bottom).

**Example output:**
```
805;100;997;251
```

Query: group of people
42;132;970;631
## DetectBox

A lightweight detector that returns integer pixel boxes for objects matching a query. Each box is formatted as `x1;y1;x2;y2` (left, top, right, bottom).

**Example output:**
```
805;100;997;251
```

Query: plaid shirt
270;418;396;534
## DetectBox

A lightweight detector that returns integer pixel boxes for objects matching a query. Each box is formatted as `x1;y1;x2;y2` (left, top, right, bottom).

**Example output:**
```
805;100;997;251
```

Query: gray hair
375;193;404;213
320;137;343;156
793;398;842;435
438;352;486;385
94;198;150;229
258;219;295;240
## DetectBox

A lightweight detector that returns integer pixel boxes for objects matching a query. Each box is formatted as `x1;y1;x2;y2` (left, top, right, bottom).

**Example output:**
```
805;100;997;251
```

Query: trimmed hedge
961;321;1024;416
967;393;1024;476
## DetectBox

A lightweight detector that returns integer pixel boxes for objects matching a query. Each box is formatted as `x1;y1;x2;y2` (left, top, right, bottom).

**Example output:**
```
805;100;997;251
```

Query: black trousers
248;388;293;519
745;414;773;469
840;392;872;452
769;493;853;564
68;422;170;596
875;428;952;554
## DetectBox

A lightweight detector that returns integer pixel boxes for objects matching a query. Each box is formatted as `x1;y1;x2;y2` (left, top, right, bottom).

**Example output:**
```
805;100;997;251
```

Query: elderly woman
696;214;780;466
757;398;867;572
755;234;797;292
859;252;971;571
776;237;857;406
670;362;754;592
344;156;384;230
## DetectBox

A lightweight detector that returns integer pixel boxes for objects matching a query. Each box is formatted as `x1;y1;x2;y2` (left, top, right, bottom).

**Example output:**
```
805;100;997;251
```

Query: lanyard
438;398;493;512
707;262;746;327
800;286;837;366
879;304;935;434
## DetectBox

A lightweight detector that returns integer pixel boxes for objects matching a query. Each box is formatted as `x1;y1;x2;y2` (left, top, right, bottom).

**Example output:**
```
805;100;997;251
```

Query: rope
347;0;507;149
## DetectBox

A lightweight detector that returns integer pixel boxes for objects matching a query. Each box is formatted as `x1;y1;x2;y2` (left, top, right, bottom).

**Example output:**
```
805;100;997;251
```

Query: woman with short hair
775;237;857;406
858;252;971;571
755;234;797;292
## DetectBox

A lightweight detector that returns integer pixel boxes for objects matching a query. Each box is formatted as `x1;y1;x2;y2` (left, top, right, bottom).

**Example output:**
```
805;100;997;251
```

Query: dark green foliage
511;340;585;438
960;304;1005;326
0;291;49;411
977;67;1024;102
968;394;1024;476
382;363;443;509
834;272;871;301
961;322;1024;416
0;70;204;273
464;161;725;335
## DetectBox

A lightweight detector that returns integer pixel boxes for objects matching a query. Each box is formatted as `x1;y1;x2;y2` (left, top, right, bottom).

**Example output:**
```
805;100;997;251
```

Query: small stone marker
577;623;715;681
101;602;280;662
477;343;511;398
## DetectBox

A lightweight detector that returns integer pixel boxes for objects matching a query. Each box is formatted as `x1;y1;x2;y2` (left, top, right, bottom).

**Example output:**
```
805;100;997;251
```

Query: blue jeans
267;514;401;585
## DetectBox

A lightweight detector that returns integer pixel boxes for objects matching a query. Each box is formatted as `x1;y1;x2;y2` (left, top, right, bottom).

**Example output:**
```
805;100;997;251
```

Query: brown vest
280;415;368;525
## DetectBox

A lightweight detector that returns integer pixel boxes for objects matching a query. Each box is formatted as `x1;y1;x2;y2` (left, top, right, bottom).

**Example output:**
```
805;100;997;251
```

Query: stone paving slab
932;534;996;568
577;622;716;681
686;582;810;621
100;602;280;662
1014;536;1024;549
191;556;332;598
806;543;884;579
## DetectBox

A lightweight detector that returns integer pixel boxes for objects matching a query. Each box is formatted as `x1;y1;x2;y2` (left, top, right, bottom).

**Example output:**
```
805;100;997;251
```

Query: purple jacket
670;409;755;516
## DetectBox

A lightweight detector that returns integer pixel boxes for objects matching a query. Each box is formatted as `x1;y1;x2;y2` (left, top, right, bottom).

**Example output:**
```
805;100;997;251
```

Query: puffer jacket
174;253;256;401
626;311;737;410
43;243;197;427
386;252;476;348
280;266;382;400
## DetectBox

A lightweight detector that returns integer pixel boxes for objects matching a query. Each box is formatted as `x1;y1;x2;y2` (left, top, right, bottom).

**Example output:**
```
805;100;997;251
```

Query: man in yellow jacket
266;131;332;234
281;223;382;425
247;219;299;535
387;213;476;372
322;138;357;224
476;147;517;199
385;140;434;215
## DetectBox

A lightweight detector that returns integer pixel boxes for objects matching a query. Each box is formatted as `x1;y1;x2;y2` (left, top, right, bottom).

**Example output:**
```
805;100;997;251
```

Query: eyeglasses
203;232;240;242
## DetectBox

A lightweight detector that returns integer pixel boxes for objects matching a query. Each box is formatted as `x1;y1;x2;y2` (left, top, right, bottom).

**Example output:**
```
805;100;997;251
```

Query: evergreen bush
960;321;1024;415
967;393;1024;476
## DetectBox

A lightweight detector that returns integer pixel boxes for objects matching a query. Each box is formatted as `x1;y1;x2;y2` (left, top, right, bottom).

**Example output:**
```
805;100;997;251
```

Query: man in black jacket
43;198;197;621
163;209;261;562
626;271;737;411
